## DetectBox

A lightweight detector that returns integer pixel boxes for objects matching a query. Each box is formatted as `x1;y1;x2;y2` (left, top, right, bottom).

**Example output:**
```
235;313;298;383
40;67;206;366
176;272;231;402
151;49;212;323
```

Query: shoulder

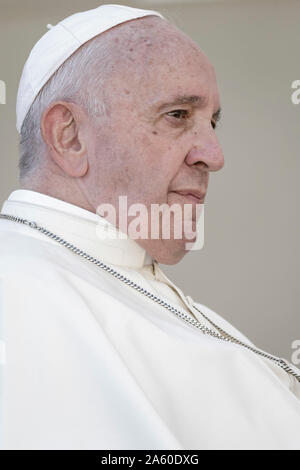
0;227;97;297
0;226;117;307
0;228;66;279
0;229;98;328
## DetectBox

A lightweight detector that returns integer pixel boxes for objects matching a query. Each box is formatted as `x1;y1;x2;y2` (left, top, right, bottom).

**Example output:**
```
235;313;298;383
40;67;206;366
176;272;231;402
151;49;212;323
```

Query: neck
20;173;96;214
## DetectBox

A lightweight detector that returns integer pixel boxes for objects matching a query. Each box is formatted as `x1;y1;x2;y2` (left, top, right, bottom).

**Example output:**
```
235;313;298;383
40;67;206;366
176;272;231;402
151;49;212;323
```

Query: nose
185;127;224;171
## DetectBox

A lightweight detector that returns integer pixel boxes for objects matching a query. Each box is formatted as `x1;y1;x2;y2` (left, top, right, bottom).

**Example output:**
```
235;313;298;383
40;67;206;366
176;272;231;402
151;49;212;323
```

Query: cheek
93;128;185;202
141;133;185;173
145;151;188;202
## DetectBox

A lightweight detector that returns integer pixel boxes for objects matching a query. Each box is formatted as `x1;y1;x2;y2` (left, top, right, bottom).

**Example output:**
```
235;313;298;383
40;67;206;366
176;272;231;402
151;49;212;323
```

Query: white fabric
16;4;164;132
0;190;300;450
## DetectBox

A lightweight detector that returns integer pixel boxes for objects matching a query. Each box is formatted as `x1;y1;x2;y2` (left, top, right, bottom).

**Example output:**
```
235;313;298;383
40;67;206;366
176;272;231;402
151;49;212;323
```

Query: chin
143;238;191;265
160;244;193;265
155;251;186;265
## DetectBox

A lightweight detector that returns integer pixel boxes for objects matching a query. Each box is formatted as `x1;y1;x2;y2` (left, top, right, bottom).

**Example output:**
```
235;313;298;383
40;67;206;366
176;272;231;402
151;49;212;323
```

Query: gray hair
18;33;114;181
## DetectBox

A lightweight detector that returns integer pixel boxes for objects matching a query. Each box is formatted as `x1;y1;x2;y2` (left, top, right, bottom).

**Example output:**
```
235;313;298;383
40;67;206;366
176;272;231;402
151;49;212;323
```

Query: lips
171;190;206;203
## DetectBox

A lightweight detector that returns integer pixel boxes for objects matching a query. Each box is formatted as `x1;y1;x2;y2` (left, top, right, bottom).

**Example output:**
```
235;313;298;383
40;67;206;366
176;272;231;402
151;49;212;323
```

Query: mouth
170;190;206;204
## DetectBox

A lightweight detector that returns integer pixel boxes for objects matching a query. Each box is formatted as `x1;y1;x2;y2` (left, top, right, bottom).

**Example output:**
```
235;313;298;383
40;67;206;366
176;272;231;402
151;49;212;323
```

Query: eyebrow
157;95;206;112
156;94;222;122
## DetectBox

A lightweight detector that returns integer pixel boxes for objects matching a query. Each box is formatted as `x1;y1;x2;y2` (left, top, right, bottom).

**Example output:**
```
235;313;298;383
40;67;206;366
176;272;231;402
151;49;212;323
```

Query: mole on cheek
152;131;158;135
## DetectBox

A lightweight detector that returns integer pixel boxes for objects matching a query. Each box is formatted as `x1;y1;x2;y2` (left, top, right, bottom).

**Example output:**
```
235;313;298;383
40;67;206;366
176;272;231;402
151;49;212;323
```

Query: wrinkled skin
29;16;224;264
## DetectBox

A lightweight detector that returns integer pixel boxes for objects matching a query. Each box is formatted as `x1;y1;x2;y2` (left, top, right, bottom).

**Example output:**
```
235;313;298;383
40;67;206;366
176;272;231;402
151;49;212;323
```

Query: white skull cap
16;4;164;133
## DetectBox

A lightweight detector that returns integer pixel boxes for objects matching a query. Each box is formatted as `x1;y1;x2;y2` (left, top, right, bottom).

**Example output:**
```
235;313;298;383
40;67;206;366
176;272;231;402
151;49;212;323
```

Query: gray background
0;0;299;360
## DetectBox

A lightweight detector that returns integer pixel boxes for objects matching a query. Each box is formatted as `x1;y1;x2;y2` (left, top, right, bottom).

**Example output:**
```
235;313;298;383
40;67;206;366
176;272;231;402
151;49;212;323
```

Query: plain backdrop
0;0;299;360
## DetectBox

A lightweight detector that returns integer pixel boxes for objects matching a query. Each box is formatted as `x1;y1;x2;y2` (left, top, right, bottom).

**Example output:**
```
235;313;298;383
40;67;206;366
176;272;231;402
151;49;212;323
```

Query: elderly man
0;4;299;450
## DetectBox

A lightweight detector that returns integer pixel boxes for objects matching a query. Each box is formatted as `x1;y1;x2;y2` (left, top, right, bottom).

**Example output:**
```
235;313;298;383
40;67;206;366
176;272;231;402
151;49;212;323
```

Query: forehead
139;54;218;115
107;19;220;110
147;49;218;109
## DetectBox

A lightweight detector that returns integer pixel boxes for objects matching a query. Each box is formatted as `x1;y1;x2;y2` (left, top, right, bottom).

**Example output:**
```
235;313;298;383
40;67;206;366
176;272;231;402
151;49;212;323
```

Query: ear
41;101;89;177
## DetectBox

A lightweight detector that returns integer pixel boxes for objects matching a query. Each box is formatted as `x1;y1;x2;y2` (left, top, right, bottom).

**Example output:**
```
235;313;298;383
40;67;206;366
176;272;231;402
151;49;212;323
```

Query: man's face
84;19;224;264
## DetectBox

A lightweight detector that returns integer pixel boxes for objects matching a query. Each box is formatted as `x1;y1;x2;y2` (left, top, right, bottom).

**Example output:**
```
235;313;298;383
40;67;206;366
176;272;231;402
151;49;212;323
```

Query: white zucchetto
16;4;164;133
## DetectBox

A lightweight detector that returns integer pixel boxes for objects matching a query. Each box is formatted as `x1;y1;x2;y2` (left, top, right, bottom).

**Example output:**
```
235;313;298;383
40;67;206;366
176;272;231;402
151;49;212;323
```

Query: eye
166;109;190;120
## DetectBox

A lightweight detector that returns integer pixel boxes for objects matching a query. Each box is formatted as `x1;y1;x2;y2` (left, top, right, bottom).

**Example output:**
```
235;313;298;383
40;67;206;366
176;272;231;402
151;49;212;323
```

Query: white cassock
0;189;300;450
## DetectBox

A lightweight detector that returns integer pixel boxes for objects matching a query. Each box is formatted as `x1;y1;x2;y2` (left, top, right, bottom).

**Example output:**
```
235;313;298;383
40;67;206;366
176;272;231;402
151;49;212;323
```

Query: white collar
2;190;153;269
